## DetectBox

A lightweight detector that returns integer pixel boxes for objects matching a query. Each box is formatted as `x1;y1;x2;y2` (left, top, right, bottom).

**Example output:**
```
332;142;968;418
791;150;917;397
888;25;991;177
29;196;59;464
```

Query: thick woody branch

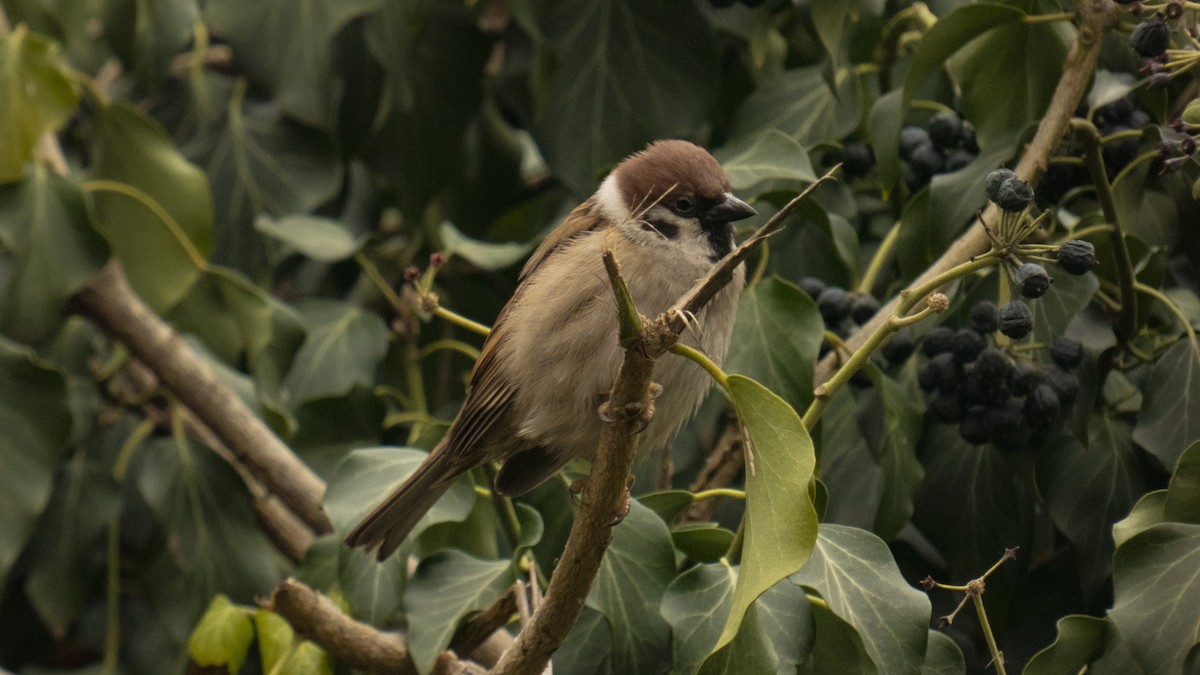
814;0;1121;385
72;262;333;534
264;578;418;675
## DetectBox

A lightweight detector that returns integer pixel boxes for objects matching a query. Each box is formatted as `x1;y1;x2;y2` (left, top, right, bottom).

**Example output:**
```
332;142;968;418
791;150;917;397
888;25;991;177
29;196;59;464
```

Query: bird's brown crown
613;140;731;212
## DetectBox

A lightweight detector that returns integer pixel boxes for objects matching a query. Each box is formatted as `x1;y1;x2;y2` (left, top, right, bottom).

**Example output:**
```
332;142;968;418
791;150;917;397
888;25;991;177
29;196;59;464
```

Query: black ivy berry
929;111;963;150
1024;383;1061;430
922;326;957;356
909;144;946;178
975;347;1013;380
851;294;881;324
1008;361;1044;396
1043;366;1079;406
1050;336;1084;369
993;176;1034;212
800;276;826;298
882;329;916;364
953;328;987;363
969;301;999;334
1057;240;1096;275
842;143;876;178
960;409;990;444
997;300;1034;339
961;121;980;153
1130;20;1171;58
946;149;975;172
985;169;1016;201
817;287;853;323
928;391;966;423
1016;263;1053;299
901;126;933;160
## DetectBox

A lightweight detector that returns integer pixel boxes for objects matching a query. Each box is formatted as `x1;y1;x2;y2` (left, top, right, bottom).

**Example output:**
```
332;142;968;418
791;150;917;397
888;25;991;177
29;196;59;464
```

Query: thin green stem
857;221;901;295
692;488;746;501
84;180;209;270
725;520;746;565
750;240;770;287
1071;118;1137;341
974;593;1007;675
418;338;482;361
104;418;155;675
433;306;492;336
404;343;428;445
1134;282;1200;358
483;464;523;552
1023;11;1075;23
355;252;406;313
670;343;729;390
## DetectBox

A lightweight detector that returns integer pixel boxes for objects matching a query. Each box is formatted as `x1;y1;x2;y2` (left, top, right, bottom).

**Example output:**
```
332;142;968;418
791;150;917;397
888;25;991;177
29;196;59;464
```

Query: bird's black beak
705;193;757;225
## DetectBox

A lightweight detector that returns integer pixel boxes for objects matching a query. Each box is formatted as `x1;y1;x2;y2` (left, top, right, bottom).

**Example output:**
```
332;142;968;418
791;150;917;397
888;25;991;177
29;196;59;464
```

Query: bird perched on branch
346;140;756;560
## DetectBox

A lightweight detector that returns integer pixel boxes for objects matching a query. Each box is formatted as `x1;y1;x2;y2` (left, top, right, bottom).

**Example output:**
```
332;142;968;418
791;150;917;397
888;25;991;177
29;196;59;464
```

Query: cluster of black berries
1040;87;1152;204
839;142;876;180
918;312;1085;450
900;110;980;191
800;276;921;373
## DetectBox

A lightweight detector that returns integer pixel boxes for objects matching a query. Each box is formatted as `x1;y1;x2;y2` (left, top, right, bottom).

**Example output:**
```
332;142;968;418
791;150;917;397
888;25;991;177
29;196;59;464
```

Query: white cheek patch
596;173;631;223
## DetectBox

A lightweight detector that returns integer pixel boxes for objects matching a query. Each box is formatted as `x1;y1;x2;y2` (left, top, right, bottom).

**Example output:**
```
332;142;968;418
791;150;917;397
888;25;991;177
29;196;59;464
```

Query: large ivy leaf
811;0;884;78
254;609;332;675
134;435;283;620
1132;339;1200;471
790;525;931;674
405;549;515;673
713;130;817;195
1109;522;1200;674
724;276;824;414
706;376;818;657
0;26;79;181
1031;271;1101;345
912;424;1022;575
553;608;613;675
0;338;72;589
282;300;389;406
88;100;214;311
440;221;532;272
102;0;197;89
0;167;109;343
817;388;882;530
948;13;1072;148
808;596;878;674
920;630;965;674
697;601;777;675
1038;422;1145;594
861;373;925;540
203;0;379;130
186;595;255;674
1024;614;1108;675
754;576;816;673
526;0;717;196
1164;440;1200;524
255;214;363;263
728;65;861;149
662;562;735;674
586;500;676;674
902;4;1025;109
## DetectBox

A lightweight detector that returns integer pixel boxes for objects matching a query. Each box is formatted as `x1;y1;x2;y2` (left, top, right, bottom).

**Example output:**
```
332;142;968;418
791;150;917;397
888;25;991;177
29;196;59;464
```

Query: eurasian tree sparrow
346;140;756;560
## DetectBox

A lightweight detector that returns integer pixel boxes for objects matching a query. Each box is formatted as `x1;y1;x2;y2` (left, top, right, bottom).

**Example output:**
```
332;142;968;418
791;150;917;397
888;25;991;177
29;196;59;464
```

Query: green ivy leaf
553;607;613;675
637;490;696;524
706;376;818;657
1132;339;1200;471
88;100;213;312
903;4;1025;110
1164;439;1200;525
920;630;965;674
713;130;817;194
586;500;676;673
808;594;878;674
729;65;861;149
0;338;72;589
186;595;254;674
861;372;925;540
697;600;778;675
1038;423;1145;594
255;610;331;675
405;549;515;673
725;276;824;414
282;301;389;406
1024;614;1107;675
1112;490;1167;550
203;0;378;130
0;26;79;181
1031;270;1100;345
1109;522;1200;674
671;524;736;565
526;0;717;196
790;524;931;674
255;214;364;262
440;221;533;272
662;562;735;674
868;89;904;195
0;167;109;343
817;388;882;531
754;577;816;672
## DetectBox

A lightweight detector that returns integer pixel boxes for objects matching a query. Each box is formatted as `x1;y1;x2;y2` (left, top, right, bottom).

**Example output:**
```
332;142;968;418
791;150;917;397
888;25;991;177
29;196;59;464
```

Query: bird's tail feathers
344;446;455;561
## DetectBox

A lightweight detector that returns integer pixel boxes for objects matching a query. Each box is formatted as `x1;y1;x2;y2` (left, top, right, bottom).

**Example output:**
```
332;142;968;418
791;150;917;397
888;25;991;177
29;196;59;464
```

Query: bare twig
683;412;745;523
264;578;418;675
72;262;333;534
448;584;519;659
814;0;1121;385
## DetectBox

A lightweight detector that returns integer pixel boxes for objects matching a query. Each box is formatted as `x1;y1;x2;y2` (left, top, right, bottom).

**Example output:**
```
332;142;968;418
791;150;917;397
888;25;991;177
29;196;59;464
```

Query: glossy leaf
527;0;717;196
808;595;878;674
1132;339;1200;471
254;610;332;675
0;167;109;343
1031;270;1100;345
861;372;925;540
1112;490;1168;550
1024;614;1107;675
553;608;613;675
255;214;363;262
186;595;254;674
1164;440;1200;525
697;601;777;675
817;388;882;530
586;500;676;673
725;276;824;414
1109;523;1200;674
661;562;735;675
790;524;931;674
729;65;861;149
754;577;816;673
440;221;532;272
405;550;515;673
671;523;736;564
0;26;79;181
89;100;213;311
713;130;817;194
707;376;818;655
0;338;72;588
903;4;1025;109
920;630;965;674
282;301;389;405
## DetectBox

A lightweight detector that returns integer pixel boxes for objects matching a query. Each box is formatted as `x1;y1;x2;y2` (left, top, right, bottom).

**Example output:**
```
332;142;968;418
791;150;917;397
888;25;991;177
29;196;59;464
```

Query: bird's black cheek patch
703;222;734;261
642;218;680;239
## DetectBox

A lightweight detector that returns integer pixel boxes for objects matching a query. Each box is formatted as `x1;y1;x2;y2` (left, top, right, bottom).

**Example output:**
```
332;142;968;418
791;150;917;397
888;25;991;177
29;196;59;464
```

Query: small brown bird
345;140;755;560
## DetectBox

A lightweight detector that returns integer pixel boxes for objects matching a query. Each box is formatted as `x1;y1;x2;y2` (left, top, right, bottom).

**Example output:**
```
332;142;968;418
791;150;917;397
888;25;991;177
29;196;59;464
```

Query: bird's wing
519;197;603;280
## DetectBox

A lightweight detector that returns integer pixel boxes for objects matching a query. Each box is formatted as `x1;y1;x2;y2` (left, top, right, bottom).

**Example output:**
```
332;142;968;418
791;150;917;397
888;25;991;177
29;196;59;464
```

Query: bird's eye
674;198;694;213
